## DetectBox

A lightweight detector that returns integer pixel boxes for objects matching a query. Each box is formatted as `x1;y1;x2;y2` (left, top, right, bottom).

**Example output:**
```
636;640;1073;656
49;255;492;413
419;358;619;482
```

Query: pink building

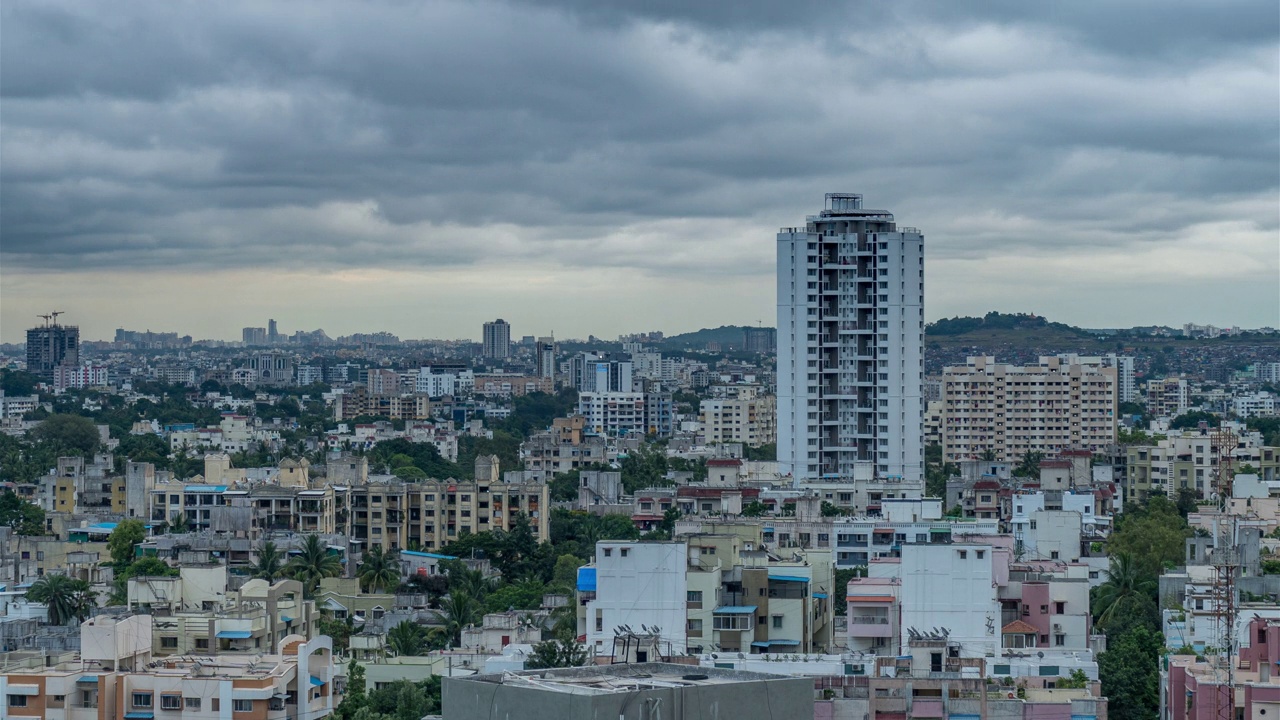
1166;617;1280;720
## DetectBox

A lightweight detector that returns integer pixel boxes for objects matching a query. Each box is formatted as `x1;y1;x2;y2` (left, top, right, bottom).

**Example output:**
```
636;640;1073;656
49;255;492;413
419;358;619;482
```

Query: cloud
1;0;1276;339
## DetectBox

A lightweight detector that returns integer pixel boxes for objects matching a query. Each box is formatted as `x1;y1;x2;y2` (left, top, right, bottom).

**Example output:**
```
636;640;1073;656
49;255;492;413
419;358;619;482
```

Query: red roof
1002;620;1040;634
974;480;1001;490
707;459;742;467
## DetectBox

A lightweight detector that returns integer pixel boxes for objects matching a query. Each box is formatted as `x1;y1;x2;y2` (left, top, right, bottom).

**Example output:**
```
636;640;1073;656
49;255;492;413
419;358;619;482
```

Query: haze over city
2;0;1277;342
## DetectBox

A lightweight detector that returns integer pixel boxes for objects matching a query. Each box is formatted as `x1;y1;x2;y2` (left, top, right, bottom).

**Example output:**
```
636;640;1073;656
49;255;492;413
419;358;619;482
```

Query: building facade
482;319;511;359
776;194;924;498
26;322;80;378
941;356;1117;463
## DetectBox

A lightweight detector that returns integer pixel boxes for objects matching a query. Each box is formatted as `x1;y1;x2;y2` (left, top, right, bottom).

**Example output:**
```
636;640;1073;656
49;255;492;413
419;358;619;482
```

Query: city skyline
2;1;1276;342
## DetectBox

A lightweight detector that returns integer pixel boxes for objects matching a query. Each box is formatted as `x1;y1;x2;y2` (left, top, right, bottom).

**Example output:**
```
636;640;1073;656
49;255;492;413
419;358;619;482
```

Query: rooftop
458;662;799;695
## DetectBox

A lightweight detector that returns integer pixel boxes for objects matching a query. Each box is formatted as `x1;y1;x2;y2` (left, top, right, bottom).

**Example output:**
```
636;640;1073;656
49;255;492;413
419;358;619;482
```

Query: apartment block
482;319;512;359
701;390;777;447
345;477;550;552
53;363;109;390
1147;376;1189;418
941;356;1117;463
520;417;612;481
26;322;79;378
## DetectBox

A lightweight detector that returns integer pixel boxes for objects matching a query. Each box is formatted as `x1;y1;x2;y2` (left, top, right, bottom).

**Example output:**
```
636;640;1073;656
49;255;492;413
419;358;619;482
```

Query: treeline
926;312;1092;337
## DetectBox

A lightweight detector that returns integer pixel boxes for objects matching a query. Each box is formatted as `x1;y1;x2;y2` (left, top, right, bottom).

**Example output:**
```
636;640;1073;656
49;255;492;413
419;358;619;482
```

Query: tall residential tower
777;194;924;498
482;319;511;359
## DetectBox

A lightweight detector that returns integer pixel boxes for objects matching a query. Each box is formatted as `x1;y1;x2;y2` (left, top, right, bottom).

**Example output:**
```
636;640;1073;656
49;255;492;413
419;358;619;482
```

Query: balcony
847;614;893;637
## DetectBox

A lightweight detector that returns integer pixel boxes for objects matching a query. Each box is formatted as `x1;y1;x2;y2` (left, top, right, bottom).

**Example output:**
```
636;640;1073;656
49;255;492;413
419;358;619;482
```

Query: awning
310;675;325;687
713;605;757;614
751;639;800;648
76;675;100;684
813;592;828;599
576;567;597;592
768;575;809;583
216;630;253;639
281;616;294;623
125;714;156;720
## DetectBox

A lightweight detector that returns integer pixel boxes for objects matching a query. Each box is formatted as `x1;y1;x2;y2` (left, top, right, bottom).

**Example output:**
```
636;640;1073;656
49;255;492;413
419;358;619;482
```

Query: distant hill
926;312;1094;338
659;325;758;349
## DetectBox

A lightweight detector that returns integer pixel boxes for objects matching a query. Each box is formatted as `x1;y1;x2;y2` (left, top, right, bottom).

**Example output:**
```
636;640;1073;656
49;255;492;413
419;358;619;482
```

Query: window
161;695;182;710
133;692;153;708
976;550;985;559
772;615;784;628
1055;602;1065;614
1054;634;1066;647
195;638;209;649
234;699;254;712
620;548;629;558
687;591;703;603
603;548;612;557
958;550;967;559
185;698;202;709
8;695;28;708
161;636;178;648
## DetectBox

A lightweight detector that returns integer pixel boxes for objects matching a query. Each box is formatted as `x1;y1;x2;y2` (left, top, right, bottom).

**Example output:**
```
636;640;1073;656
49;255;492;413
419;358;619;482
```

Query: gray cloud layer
2;0;1277;326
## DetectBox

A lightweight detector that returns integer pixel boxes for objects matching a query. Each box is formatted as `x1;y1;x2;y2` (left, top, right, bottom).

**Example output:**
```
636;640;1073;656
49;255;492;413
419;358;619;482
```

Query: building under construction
26;312;79;379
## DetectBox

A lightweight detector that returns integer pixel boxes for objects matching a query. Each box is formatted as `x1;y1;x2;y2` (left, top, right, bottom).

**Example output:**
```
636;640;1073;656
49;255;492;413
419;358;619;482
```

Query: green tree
1170;410;1219;430
741;501;768;517
0;369;39;396
484;579;545;614
166;512;190;534
820;501;843;517
1099;626;1161;720
387;620;427;656
253;541;285;582
31;414;101;455
436;590;481;644
317;616;353;654
1057;669;1089;689
525;638;588;669
107;519;147;567
1108;496;1192;578
552;554;584;591
358;546;401;593
1013;451;1044;478
0;490;46;535
1092;553;1157;629
286;534;343;594
26;574;94;625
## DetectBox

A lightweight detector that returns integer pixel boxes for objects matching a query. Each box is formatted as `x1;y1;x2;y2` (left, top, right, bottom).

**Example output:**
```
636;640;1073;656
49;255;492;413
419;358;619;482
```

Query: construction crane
36;311;66;328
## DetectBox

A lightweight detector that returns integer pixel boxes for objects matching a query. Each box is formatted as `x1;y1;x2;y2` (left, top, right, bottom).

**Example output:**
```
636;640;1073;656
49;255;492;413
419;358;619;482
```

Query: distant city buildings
701;386;777;447
777;193;924;496
743;326;776;354
1146;376;1189;418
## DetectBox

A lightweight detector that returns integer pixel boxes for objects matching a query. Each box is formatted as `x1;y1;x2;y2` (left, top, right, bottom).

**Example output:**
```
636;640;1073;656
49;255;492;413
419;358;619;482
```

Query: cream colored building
0;614;337;720
941;356;1117;463
1146;376;1190;418
129;567;317;657
346;476;550;552
700;390;777;448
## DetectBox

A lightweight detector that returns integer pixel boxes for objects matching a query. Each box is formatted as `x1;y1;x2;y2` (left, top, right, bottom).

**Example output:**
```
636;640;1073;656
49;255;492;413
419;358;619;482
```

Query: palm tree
358;545;401;593
286;534;342;595
387;620;426;656
451;567;493;601
253;542;284;582
27;574;94;626
167;512;190;534
1093;552;1156;627
436;589;481;645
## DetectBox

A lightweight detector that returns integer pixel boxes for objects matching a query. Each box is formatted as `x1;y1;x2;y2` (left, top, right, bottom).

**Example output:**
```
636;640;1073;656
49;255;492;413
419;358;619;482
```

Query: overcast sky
2;0;1277;343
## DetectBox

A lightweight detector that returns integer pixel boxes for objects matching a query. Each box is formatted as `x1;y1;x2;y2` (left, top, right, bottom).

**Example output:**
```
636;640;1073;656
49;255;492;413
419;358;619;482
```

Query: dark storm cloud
1;0;1276;281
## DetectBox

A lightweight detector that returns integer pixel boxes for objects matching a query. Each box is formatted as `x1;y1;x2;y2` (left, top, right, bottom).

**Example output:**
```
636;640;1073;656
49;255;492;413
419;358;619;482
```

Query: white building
53;363;109;391
1100;354;1135;404
577;392;646;438
776;193;924;501
899;543;1000;658
1233;392;1277;418
583;541;687;658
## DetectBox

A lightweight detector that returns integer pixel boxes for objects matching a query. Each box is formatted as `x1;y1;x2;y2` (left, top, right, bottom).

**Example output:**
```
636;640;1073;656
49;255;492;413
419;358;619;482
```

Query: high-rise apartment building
26;322;80;378
535;336;557;380
1146;377;1189;418
777;194;924;490
1101;354;1135;403
743;326;777;354
482;319;511;359
940;355;1117;463
242;326;267;345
